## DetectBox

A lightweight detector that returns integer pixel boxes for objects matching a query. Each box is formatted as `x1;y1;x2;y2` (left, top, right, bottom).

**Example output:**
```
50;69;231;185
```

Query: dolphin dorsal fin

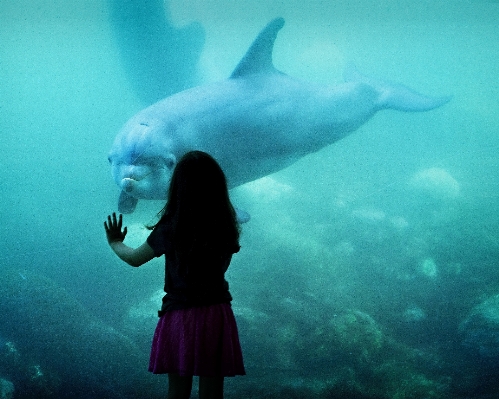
230;18;285;79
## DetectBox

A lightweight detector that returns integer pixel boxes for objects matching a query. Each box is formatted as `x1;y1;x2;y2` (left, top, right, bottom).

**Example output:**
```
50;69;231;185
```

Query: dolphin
108;18;451;215
108;0;204;104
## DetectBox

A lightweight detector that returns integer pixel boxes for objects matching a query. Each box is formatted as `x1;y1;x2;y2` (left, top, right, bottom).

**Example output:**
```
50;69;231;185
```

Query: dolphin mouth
122;177;138;193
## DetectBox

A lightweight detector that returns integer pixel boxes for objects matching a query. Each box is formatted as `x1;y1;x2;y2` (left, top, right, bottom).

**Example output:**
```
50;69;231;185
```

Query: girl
104;151;245;399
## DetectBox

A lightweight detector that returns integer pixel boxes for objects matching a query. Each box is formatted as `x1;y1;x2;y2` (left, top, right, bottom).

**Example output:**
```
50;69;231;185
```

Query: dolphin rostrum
108;18;451;216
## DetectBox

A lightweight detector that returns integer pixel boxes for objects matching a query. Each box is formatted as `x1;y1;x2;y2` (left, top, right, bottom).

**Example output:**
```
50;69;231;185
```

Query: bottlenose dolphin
109;18;451;215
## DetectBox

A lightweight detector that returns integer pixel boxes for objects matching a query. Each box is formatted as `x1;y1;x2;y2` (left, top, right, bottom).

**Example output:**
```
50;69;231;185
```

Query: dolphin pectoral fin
235;208;251;224
118;191;139;214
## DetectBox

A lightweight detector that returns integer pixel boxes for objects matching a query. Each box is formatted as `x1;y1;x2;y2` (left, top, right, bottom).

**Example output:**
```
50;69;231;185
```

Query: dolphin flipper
344;63;452;112
235;208;251;224
118;191;139;214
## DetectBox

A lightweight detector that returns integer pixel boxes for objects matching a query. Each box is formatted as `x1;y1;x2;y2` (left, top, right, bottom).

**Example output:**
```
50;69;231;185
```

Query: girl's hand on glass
104;212;128;244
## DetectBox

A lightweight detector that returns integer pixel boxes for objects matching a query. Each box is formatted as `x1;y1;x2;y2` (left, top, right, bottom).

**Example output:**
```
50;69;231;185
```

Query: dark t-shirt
147;221;240;314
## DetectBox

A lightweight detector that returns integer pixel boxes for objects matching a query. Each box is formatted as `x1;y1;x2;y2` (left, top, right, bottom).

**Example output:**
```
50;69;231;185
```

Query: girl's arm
104;213;155;267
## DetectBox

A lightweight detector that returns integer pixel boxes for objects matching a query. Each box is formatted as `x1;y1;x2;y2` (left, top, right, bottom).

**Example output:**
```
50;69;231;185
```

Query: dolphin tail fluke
377;85;452;112
344;63;452;112
118;191;139;214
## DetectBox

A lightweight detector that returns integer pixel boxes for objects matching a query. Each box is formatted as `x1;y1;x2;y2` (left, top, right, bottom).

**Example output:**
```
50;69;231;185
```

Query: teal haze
1;1;499;398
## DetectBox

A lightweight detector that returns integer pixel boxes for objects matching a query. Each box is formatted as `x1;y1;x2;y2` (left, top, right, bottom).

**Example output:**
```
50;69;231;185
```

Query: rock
419;258;438;278
409;167;460;200
0;378;14;399
122;289;164;352
301;309;384;371
460;293;499;360
403;305;426;322
0;268;164;398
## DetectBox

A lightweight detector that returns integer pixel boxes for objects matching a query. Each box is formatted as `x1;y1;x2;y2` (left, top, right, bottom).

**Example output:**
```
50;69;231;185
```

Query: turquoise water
1;1;499;398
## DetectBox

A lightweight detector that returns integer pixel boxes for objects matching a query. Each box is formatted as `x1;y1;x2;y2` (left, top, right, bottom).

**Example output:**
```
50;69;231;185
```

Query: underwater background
1;0;499;398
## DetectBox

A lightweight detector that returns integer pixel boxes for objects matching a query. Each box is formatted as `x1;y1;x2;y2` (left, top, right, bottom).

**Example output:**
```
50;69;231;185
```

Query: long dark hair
152;151;240;260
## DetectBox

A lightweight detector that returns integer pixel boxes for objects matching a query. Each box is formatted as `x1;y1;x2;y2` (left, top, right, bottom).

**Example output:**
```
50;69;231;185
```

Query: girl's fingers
105;213;125;233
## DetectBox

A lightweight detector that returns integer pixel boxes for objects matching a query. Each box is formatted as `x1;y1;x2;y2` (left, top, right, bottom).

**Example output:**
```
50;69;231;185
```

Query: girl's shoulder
148;217;174;240
153;218;174;235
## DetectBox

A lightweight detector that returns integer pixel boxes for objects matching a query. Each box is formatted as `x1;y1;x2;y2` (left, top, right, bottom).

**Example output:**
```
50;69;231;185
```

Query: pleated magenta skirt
148;303;245;377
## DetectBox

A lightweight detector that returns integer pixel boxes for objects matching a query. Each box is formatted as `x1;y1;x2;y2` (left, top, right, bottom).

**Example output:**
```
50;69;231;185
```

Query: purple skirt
148;303;245;377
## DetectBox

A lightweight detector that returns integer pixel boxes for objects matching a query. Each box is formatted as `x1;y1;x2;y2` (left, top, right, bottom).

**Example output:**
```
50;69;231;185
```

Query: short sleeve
146;223;171;257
